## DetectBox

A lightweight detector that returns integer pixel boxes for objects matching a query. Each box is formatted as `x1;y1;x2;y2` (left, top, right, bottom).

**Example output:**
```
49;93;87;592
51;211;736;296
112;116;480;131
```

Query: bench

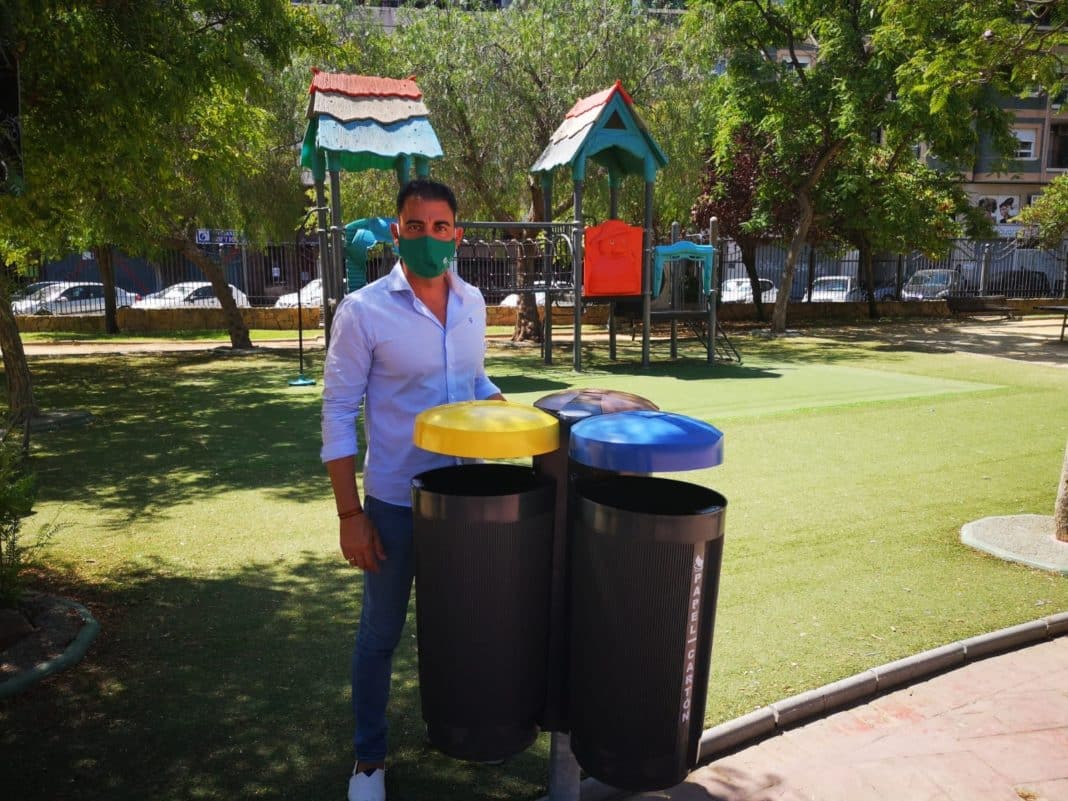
945;295;1019;320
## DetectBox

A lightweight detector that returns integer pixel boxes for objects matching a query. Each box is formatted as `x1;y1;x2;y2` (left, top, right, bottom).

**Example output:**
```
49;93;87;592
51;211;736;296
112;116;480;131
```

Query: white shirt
320;262;500;506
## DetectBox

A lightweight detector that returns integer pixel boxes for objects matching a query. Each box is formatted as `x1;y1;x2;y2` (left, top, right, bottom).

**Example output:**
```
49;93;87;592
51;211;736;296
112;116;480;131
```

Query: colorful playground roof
301;69;443;181
530;80;667;183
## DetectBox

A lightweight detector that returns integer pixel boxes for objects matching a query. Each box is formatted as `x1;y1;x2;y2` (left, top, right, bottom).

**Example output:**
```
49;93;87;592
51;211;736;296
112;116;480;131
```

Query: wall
12;299;1054;335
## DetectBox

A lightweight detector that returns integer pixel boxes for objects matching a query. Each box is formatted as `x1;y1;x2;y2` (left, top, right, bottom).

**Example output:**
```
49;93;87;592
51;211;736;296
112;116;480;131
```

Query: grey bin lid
533;389;659;424
569;410;724;473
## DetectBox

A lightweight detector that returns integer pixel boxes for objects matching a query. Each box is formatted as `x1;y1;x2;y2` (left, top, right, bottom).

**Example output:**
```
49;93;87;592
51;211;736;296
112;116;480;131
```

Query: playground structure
300;71;738;367
530;80;739;369
300;69;443;342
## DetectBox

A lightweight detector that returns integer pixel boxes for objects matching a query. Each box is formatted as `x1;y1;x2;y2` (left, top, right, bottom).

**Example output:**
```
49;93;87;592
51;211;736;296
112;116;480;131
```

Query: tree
819;154;974;315
686;0;1068;333
1016;173;1068;251
0;1;324;419
356;0;704;341
691;127;797;320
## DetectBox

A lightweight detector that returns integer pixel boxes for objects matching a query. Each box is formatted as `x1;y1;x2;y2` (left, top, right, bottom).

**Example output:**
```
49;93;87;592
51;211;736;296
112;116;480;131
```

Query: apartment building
964;82;1068;234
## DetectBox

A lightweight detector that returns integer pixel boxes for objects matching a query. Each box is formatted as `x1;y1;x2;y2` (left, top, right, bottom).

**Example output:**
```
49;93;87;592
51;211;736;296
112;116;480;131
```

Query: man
321;179;503;801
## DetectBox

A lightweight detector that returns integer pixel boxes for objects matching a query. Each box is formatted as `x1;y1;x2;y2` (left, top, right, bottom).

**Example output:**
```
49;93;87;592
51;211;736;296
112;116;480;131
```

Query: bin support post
641;180;654;369
548;732;582;801
573;180;585;372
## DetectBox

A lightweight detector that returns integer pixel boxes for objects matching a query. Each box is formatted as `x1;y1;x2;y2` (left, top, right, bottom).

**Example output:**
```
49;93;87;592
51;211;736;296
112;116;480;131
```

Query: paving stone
617;636;1068;801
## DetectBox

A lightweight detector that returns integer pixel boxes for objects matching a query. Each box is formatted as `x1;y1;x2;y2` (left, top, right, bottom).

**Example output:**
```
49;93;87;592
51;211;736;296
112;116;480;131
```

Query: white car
719;277;778;303
11;281;140;315
274;278;322;308
133;282;250;309
804;276;855;302
499;281;574;308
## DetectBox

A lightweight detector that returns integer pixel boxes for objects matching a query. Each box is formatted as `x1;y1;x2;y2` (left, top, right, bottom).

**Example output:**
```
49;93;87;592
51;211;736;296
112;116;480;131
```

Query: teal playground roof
530;81;668;183
300;70;444;182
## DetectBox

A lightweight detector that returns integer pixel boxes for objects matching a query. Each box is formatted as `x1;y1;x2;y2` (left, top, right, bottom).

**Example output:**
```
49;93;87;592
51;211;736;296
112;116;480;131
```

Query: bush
0;428;40;609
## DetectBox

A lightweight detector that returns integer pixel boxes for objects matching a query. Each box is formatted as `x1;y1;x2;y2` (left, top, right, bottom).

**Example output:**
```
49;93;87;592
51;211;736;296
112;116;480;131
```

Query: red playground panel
584;220;643;297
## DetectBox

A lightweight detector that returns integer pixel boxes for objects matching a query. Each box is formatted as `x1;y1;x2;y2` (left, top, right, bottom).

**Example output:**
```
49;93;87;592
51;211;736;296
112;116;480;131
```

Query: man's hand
340;513;386;573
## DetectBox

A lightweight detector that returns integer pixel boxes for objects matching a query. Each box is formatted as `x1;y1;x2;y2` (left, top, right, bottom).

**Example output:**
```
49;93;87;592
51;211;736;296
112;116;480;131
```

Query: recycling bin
410;401;559;762
567;410;726;792
532;389;659;732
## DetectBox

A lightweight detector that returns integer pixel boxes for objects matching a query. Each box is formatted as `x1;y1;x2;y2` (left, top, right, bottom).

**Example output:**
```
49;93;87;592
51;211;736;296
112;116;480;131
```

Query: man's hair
396;179;458;219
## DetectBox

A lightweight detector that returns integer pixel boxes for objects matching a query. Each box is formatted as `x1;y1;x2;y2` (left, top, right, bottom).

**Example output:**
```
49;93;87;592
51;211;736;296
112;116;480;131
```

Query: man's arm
326;455;385;573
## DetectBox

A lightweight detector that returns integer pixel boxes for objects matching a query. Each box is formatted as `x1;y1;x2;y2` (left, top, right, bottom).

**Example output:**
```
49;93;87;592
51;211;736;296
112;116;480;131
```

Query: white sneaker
348;767;385;801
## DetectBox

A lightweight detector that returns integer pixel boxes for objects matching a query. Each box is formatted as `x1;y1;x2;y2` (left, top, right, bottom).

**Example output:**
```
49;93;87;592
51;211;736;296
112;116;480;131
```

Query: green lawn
2;330;1066;801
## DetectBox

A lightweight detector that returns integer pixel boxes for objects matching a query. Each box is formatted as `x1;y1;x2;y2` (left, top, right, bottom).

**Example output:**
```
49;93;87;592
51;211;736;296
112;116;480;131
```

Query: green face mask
398;235;455;278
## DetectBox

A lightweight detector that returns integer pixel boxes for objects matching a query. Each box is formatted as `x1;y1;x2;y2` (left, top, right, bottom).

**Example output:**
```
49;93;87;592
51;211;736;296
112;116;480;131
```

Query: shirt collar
386;261;465;303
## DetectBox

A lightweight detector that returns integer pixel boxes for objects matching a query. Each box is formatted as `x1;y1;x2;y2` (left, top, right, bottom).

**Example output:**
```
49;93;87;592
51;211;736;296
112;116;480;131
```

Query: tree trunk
512;176;544;344
772;190;815;333
739;237;765;322
178;239;253;349
0;277;38;422
859;239;878;319
1055;439;1068;543
771;140;846;334
94;245;120;334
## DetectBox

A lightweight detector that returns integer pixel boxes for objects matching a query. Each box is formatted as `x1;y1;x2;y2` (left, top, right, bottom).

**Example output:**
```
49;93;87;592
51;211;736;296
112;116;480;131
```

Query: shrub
0;427;40;609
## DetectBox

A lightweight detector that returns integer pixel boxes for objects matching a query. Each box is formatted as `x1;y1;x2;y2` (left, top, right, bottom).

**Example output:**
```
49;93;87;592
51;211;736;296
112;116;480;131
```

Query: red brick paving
622;637;1068;801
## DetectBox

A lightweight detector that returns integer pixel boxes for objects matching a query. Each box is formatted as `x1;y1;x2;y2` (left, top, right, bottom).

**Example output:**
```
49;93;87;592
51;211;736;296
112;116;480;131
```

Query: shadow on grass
22;351;329;523
0;554;548;801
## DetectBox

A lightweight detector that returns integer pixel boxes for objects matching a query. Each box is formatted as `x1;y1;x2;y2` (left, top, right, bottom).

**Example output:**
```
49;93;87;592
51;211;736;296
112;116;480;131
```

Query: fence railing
29;231;1068;315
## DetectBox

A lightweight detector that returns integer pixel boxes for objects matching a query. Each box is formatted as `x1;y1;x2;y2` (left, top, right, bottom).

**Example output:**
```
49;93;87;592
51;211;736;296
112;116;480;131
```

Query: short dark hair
396;179;458;219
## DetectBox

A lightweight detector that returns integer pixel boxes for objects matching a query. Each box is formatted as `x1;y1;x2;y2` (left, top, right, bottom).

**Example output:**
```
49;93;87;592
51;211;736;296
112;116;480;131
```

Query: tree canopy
684;0;1067;331
0;0;327;417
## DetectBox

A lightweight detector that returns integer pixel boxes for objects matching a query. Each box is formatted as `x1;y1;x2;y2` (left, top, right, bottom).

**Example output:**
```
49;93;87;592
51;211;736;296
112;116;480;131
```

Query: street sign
196;228;211;244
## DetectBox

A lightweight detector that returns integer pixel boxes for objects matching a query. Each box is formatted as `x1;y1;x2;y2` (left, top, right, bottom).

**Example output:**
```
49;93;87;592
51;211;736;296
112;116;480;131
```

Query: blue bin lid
569;411;724;473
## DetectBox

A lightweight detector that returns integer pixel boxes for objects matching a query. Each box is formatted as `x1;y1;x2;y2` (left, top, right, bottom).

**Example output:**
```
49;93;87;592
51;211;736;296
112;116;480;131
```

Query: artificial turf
1;328;1065;801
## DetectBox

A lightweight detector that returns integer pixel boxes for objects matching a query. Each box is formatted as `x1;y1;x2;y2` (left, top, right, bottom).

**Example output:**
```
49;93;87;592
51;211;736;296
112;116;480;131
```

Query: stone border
0;597;100;699
564;611;1068;801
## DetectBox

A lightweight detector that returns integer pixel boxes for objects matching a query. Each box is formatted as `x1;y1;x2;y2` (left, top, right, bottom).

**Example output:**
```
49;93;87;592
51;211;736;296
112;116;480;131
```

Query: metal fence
31;229;1067;316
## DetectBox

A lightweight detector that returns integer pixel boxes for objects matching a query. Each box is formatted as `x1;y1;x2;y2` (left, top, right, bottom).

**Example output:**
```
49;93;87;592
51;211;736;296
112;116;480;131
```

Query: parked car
901;269;965;301
274;278;322;308
11;280;62;302
846;284;898;302
986;270;1052;298
499;281;574;308
11;281;140;315
133;281;250;309
720;277;779;303
804;275;855;302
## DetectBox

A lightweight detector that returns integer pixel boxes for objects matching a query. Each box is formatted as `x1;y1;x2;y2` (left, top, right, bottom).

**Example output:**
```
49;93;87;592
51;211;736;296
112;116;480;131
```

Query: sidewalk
601;625;1068;801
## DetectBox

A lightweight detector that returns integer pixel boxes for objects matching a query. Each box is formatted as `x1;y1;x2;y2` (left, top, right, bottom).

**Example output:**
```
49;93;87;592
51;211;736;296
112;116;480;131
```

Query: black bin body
412;463;555;762
569;474;726;792
532;389;659;732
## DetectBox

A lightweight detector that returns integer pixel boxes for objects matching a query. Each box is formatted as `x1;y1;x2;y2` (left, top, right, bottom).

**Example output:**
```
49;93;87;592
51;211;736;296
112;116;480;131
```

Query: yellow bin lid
413;401;560;459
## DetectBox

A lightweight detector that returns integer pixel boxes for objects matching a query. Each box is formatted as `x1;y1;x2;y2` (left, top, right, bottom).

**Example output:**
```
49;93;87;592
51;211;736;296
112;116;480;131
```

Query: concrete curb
0;597;100;699
560;611;1068;801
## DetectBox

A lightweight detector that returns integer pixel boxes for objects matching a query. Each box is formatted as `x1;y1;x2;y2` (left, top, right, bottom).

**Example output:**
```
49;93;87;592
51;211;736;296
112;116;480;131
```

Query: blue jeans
352;496;415;763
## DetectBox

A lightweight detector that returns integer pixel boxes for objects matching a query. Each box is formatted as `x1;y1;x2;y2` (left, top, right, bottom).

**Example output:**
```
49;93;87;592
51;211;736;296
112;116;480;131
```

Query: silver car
11;281;140;315
274;278;322;308
720;277;779;303
133;282;250;309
